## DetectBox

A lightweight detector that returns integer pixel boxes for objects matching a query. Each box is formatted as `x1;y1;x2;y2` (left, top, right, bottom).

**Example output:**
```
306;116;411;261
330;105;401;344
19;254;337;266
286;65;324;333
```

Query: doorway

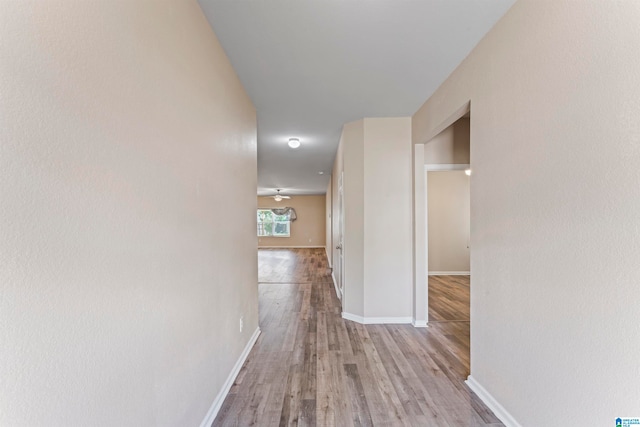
426;168;470;323
421;111;472;377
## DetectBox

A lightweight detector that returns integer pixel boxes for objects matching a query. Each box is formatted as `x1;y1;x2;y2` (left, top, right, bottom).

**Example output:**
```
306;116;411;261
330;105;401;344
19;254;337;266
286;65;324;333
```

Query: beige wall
0;2;258;426
427;171;470;273
411;143;428;325
424;117;470;164
331;126;346;298
325;177;333;265
257;195;326;247
413;1;640;424
363;118;413;319
341;120;366;316
333;118;413;320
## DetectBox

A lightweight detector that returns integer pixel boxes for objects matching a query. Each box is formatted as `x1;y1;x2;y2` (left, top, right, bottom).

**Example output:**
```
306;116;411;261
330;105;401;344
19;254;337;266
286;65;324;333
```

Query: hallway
213;249;502;426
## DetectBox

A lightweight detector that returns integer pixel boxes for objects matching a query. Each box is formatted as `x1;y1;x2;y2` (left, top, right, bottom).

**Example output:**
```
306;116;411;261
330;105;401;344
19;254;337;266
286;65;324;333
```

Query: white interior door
336;172;344;301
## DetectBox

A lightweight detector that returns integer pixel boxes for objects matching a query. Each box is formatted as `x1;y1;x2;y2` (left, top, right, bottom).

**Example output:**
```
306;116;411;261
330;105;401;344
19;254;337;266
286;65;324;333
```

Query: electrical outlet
239;316;243;333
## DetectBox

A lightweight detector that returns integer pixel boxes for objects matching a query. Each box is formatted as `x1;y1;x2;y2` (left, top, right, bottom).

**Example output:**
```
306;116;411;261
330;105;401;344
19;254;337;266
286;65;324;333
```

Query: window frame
257;209;291;238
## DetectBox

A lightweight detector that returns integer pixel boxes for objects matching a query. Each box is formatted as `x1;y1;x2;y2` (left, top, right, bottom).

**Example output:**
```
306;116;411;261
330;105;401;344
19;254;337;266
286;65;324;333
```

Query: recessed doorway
424;113;471;377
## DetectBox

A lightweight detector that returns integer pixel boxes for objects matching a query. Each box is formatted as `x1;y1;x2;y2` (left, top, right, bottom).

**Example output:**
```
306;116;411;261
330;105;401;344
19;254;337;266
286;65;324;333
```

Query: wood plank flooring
258;248;330;284
213;249;502;426
428;275;470;322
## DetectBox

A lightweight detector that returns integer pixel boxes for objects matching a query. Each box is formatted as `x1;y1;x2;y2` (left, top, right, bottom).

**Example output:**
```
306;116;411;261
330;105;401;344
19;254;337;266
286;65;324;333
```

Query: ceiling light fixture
318;171;324;175
465;168;472;176
272;189;291;202
288;138;301;149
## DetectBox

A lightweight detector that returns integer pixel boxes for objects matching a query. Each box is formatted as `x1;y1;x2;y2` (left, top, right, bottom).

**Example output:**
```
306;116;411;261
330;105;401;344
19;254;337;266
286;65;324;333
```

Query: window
257;209;290;237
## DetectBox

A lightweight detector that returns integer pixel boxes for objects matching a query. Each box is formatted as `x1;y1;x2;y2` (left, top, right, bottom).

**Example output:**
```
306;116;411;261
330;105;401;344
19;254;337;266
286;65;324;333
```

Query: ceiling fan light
288;138;301;149
274;194;283;202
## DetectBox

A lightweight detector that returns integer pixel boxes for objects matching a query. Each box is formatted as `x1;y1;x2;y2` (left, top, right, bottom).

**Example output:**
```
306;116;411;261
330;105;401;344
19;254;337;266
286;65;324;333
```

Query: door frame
424;164;471;320
412;101;470;328
332;171;345;303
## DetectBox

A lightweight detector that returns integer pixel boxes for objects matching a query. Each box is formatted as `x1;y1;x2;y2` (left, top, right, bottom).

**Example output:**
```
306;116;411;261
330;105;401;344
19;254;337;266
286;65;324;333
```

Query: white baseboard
199;327;261;427
425;163;470;171
428;271;471;276
258;245;325;249
412;319;428;328
331;272;341;300
342;312;413;325
342;312;365;323
342;312;366;323
465;375;521;427
325;246;332;268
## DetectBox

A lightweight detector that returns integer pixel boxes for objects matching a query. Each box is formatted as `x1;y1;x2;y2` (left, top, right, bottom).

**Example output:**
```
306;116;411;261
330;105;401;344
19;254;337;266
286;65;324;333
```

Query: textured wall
413;0;640;424
424;118;470;165
0;1;258;425
341;120;365;317
334;118;413;320
427;171;470;273
363;117;413;318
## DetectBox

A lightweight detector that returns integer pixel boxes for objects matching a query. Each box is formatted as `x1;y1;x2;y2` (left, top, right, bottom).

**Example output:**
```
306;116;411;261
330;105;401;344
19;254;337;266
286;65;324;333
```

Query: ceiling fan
269;189;291;202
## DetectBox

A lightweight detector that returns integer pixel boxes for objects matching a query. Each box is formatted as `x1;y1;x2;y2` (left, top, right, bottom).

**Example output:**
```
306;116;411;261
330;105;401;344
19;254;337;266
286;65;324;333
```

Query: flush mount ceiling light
288;138;301;149
465;168;472;176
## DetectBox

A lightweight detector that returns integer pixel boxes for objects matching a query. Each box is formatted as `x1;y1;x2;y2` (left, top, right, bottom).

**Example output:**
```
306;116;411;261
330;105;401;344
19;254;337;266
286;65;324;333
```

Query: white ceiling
198;0;515;196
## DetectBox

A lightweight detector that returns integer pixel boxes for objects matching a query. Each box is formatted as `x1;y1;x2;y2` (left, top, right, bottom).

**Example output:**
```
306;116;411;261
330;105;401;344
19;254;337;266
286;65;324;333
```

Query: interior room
257;194;326;249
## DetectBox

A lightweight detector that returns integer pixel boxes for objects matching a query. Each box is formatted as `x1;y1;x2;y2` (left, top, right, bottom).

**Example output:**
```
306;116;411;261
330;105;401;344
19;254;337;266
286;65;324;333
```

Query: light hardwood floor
428;275;470;323
213;248;502;426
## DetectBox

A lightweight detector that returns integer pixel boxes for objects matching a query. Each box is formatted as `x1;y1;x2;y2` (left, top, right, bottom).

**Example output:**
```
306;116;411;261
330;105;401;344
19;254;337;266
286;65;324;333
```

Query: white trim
325;246;332;268
425;163;470;171
341;312;413;325
331;272;341;300
421;101;470;144
258;245;325;249
342;312;365;323
199;327;261;427
465;376;522;427
412;319;428;328
428;271;470;276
